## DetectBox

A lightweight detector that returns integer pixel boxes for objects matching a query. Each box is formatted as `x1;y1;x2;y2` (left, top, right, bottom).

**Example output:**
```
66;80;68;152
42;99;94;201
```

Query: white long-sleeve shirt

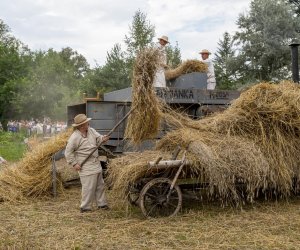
153;42;167;88
202;58;216;90
65;127;104;176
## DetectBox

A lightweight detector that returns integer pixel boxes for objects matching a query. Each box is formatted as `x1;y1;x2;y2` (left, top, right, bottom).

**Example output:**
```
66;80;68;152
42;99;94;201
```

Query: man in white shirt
153;35;169;88
199;49;216;90
65;114;110;213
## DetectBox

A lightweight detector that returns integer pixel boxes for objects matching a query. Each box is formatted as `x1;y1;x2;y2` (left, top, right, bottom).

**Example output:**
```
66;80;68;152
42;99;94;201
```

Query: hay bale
165;60;207;80
0;130;72;202
159;81;300;197
109;81;300;204
125;47;164;144
157;128;270;202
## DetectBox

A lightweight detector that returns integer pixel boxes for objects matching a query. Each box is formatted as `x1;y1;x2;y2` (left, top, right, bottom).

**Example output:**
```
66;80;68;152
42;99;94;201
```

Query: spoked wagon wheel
139;177;182;218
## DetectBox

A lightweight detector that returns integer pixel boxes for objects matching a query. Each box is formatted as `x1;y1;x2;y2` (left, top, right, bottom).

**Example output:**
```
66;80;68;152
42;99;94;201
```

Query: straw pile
0;130;72;202
165;59;207;80
107;151;171;197
109;81;300;204
125;47;163;144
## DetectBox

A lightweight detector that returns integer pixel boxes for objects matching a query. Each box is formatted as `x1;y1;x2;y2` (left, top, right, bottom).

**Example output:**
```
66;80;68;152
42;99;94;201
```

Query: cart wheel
139;177;182;218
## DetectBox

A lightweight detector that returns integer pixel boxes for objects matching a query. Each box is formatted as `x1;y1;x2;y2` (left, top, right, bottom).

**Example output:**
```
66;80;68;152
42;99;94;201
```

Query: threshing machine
67;72;240;154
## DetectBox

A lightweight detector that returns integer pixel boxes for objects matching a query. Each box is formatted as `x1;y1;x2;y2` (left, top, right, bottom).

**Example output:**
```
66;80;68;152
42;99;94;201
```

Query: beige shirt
65;127;104;176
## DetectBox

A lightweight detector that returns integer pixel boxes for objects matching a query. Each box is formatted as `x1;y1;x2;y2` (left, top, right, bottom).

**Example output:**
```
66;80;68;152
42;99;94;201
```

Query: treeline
1;0;300;122
0;10;181;123
214;0;300;89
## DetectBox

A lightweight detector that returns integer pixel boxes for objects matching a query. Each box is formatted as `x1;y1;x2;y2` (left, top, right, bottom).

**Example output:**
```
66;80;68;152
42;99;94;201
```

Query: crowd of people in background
0;118;67;165
1;118;67;137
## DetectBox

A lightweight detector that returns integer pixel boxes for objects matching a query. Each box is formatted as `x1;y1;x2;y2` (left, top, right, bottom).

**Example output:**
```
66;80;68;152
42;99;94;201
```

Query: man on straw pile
65;114;110;213
199;49;216;90
153;35;169;88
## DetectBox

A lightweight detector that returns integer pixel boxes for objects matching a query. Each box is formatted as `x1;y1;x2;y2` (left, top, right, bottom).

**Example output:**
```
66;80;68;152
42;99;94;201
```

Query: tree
59;47;90;79
124;10;155;60
166;41;182;68
81;44;130;95
93;10;182;92
214;32;237;89
0;19;32;121
234;0;300;83
11;48;85;120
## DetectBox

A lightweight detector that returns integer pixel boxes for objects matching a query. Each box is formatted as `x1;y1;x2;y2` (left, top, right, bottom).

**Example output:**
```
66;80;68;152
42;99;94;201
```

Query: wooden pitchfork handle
80;106;134;167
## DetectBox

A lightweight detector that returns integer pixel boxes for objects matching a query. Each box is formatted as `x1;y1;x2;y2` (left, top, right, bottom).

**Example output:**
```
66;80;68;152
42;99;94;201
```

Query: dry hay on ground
109;81;300;204
125;47;163;144
1;185;300;249
0;130;72;202
165;59;207;80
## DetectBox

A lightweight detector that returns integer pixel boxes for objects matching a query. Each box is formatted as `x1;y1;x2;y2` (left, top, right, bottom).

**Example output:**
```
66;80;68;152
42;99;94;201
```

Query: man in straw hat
199;49;216;90
65;114;110;213
153;35;169;88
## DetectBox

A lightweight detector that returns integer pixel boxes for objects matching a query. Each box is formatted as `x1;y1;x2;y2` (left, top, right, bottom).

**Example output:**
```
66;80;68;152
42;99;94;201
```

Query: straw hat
199;49;211;54
158;35;169;43
72;114;92;127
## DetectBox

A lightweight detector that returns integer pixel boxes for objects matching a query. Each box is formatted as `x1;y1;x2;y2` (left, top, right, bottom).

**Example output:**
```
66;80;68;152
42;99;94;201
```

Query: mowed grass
0;186;300;250
0;132;26;161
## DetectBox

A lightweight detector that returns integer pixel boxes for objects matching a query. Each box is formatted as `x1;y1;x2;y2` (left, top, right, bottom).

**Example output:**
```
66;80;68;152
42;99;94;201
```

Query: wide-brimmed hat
199;49;211;54
72;114;92;127
158;35;169;43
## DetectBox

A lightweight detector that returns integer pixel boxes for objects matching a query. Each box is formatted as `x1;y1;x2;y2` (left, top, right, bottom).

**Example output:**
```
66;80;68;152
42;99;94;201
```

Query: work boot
98;205;110;210
80;208;92;213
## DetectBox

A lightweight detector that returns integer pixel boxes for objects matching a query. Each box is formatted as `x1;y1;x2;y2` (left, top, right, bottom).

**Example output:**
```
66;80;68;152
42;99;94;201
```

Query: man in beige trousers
65;114;110;213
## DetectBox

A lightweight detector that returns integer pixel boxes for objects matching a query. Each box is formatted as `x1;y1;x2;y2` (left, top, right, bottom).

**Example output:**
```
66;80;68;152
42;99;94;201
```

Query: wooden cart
127;148;202;218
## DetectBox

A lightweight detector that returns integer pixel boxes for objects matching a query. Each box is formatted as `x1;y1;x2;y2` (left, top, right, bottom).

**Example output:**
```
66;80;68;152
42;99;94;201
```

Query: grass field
1;186;300;250
0;132;26;161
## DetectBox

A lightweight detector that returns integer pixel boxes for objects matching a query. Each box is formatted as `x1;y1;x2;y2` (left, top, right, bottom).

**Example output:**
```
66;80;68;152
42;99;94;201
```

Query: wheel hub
157;195;167;205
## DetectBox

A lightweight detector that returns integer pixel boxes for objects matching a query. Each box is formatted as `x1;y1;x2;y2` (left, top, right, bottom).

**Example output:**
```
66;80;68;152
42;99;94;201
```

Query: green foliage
83;10;182;95
0;19;32;120
234;0;300;83
80;44;130;96
166;41;182;68
214;32;237;89
0;131;26;161
99;10;182;92
124;10;155;59
124;10;156;84
0;10;183;122
10;48;86;120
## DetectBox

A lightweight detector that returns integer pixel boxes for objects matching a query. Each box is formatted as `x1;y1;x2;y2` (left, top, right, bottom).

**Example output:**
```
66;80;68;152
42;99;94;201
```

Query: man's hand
163;64;170;70
73;163;81;171
102;135;110;143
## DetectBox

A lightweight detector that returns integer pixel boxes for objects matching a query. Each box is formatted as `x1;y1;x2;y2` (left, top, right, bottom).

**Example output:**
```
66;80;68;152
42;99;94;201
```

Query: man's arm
65;133;81;171
90;127;109;145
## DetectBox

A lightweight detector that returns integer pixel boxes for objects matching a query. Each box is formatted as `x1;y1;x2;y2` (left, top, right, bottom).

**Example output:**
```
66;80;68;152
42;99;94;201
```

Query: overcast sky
0;0;251;67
